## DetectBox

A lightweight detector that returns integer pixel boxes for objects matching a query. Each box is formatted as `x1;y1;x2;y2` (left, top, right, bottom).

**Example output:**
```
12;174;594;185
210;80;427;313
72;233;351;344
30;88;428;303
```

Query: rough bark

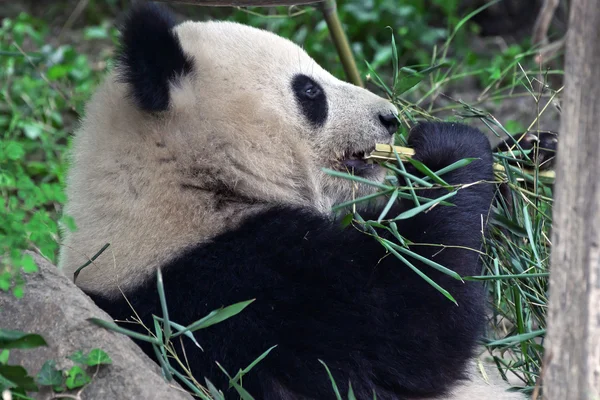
1;252;192;400
544;0;600;399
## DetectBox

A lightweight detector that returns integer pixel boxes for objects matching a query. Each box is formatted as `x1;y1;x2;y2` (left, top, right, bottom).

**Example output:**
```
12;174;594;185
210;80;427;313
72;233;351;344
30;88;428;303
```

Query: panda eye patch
292;74;328;128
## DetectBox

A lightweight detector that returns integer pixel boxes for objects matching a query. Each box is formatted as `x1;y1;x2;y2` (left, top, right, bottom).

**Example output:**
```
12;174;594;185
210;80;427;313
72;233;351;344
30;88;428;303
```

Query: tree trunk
157;0;323;6
544;0;600;399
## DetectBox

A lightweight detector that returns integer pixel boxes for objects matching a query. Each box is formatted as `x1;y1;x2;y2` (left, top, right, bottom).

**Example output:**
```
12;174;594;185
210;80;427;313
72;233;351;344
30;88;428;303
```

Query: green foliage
225;0;463;79
0;12;110;296
0;328;111;398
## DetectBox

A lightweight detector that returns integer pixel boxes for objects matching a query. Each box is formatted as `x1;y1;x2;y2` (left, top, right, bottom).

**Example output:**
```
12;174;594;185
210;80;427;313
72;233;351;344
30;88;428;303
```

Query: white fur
59;21;396;295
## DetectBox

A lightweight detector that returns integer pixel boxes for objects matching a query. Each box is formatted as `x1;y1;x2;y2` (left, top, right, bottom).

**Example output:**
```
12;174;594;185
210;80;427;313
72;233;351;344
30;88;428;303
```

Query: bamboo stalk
320;0;363;87
366;144;556;183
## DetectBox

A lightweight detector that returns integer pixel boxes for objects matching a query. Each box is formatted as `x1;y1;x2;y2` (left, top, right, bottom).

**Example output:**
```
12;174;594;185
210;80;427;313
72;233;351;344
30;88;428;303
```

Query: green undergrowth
0;12;115;296
0;3;562;399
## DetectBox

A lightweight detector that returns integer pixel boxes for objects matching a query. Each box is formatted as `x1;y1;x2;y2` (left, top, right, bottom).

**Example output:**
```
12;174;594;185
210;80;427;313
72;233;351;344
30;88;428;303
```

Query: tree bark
544;0;600;399
157;0;324;6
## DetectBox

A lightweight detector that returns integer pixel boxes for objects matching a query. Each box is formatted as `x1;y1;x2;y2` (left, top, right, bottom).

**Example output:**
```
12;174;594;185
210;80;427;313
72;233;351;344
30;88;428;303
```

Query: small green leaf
0;350;9;364
86;348;112;366
12;285;24;299
21;254;38;273
340;213;354;229
5;142;25;161
36;360;64;387
68;350;88;365
0;329;47;349
65;365;90;390
22;122;43;139
0;365;38;392
84;26;109;40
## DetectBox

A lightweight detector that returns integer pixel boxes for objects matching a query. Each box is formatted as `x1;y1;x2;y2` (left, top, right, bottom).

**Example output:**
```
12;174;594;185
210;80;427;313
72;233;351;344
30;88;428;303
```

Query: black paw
495;131;557;171
407;122;493;173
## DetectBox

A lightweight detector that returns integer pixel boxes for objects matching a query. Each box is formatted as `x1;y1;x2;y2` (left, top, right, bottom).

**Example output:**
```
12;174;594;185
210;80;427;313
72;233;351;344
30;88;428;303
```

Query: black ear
117;2;193;112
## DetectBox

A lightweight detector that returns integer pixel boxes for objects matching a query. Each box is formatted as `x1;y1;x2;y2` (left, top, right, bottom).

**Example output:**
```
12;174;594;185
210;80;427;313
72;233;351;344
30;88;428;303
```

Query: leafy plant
0;328;110;398
0;12;111;296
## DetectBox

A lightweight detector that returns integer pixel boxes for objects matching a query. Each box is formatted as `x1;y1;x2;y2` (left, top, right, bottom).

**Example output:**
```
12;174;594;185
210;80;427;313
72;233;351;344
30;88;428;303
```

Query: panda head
117;3;397;210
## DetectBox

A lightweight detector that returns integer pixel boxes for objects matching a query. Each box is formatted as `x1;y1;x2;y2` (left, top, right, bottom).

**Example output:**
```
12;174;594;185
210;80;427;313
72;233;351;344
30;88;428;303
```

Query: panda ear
117;2;193;112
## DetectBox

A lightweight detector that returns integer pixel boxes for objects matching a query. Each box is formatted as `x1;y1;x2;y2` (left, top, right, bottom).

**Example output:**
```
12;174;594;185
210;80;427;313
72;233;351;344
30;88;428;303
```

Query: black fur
117;3;193;112
494;130;557;170
292;74;328;128
88;122;496;399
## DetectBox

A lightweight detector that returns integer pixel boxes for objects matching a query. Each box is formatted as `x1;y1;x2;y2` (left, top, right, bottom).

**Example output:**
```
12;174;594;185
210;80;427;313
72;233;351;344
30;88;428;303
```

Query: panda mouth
335;147;379;176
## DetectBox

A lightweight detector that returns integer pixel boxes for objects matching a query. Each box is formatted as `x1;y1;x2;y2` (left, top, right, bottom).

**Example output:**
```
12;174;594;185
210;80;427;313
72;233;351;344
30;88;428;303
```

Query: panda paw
496;130;557;171
407;121;493;174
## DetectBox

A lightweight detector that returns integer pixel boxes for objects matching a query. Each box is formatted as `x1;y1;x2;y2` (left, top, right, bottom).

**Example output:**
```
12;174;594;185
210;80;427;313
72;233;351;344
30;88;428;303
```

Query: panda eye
292;74;324;101
303;83;321;99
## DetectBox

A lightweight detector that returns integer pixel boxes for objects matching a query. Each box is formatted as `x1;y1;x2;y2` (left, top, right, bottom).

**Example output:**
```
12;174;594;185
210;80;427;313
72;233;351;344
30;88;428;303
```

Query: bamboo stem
320;0;363;87
367;144;556;183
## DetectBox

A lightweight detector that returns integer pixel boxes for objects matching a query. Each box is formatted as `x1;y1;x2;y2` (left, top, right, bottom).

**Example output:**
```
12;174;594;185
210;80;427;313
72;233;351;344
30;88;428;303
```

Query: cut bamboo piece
366;144;556;183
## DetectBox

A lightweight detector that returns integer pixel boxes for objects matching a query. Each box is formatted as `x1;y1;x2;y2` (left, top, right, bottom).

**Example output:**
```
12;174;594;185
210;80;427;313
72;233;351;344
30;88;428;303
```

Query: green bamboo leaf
391;191;457;221
377;189;399;222
382;239;462;281
156;268;171;340
230;345;278;387
406;158;450;187
154;316;203;350
173;299;255;337
380;240;457;305
323;168;394;190
388;27;399;91
319;360;342;400
332;189;395;212
348;382;357;400
486;329;545;347
205;378;226;400
88;318;160;344
522;205;542;269
434;158;478;177
364;61;392;97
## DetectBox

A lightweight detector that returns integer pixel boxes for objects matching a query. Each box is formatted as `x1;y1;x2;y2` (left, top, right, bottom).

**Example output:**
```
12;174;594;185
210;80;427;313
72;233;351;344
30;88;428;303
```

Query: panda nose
379;113;398;135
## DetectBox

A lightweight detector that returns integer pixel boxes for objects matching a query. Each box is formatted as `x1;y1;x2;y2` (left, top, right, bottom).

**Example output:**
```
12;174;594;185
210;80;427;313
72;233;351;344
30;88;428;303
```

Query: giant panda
58;3;529;399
